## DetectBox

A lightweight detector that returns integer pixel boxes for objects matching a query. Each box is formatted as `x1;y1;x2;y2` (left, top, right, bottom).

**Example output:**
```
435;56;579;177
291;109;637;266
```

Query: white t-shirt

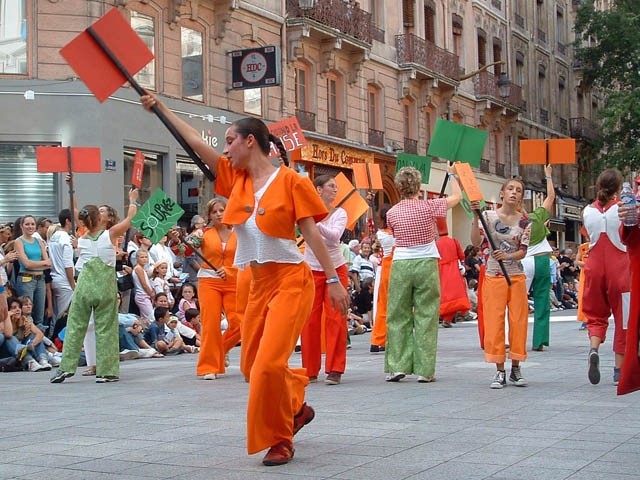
49;230;74;285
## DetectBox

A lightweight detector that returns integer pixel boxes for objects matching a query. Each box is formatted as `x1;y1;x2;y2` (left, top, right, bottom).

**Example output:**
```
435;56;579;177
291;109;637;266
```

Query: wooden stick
475;209;512;285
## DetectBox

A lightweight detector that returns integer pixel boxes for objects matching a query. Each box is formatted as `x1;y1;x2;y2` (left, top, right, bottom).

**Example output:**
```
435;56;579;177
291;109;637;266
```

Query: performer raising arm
140;93;349;467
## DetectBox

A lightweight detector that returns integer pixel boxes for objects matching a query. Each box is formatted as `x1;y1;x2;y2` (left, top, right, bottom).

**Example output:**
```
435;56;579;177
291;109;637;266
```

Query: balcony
480;159;490;174
570;117;599;142
559;117;568;135
515;14;525;28
368;128;384;148
396;33;460;82
404;138;418;154
295;109;316;132
496;163;505;178
371;24;385;43
328;117;346;138
537;29;547;44
286;0;372;44
540;109;549;125
473;71;524;110
557;43;567;56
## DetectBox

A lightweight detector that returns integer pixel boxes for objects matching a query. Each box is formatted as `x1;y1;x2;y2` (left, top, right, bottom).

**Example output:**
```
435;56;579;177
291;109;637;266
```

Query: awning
549;218;566;232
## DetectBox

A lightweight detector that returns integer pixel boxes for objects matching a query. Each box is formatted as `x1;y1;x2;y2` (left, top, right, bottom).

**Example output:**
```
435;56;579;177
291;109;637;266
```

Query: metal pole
66;147;77;235
475;209;511;285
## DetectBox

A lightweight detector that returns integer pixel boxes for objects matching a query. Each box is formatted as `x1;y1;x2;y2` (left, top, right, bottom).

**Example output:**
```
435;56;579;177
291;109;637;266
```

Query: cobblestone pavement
1;311;639;480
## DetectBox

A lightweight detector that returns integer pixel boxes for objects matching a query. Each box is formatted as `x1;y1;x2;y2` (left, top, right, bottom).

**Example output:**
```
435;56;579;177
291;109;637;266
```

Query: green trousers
532;254;551;349
60;258;119;377
385;258;440;378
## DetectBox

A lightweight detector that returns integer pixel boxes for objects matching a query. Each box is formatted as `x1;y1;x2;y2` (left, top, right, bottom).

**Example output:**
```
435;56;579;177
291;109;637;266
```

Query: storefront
0;79;242;225
557;197;585;249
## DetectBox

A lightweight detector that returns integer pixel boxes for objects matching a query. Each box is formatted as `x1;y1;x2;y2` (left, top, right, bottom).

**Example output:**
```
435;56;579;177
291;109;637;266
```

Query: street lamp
497;72;512;100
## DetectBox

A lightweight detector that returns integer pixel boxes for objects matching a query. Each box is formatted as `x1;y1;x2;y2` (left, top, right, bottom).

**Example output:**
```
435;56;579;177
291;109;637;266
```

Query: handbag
117;273;134;292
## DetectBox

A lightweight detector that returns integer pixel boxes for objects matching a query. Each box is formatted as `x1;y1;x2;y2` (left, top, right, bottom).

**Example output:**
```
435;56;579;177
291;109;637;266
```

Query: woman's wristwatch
326;276;340;284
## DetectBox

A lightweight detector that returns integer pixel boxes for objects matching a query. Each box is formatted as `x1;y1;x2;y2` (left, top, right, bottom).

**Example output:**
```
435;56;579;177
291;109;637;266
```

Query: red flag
131;150;145;188
60;8;154;103
36;147;101;173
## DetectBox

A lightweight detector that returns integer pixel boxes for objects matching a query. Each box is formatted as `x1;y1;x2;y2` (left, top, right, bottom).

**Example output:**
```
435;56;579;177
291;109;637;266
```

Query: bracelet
326;276;340;284
448;173;458;179
545;176;552;180
130;201;141;207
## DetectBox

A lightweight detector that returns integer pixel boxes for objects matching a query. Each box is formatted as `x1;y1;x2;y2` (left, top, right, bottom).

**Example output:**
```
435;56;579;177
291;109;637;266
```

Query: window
244;88;261;116
295;65;309;112
367;85;380;130
131;12;155;90
0;144;57;223
493;39;502;75
327;75;342;119
181;27;203;101
403;100;415;139
477;30;487;67
425;110;432;144
424;3;435;43
0;0;27;74
452;15;463;60
402;0;415;27
516;52;525;86
556;7;565;46
176;156;213;225
123;149;163;206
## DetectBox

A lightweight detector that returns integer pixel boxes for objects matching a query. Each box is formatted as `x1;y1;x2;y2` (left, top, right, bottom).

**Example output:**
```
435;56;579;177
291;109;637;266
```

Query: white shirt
234;168;303;270
304;208;347;271
75;230;116;272
49;230;74;285
149;243;178;279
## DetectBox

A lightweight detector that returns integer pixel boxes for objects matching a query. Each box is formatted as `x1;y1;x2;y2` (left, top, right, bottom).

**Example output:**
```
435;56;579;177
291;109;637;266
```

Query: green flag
395;153;432;183
427;118;488;167
132;188;185;244
460;191;486;219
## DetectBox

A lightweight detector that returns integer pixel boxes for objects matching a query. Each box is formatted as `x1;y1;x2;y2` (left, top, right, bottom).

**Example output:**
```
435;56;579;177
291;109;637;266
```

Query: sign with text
352;163;383;191
520;138;576;164
36;146;102;173
60;8;154;103
428;118;488;167
395;153;432;183
268;117;307;156
332;173;369;231
230;46;281;90
453;162;484;202
131;189;184;244
298;141;374;168
131;150;145;188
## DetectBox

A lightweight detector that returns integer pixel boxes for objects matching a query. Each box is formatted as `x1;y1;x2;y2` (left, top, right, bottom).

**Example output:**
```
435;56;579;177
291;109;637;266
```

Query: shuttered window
0;144;57;224
403;0;414;27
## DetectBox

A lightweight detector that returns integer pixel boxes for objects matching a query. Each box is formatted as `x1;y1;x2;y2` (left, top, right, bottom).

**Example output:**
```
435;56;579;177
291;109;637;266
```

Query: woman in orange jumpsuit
141;94;349;467
370;205;393;353
193;197;240;379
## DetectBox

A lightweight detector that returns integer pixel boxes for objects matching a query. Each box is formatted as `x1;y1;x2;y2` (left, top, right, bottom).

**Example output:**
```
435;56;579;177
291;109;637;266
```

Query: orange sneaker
262;440;295;466
293;403;315;435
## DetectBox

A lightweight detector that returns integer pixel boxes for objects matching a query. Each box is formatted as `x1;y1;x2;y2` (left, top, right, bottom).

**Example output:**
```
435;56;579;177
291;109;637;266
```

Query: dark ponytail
78;205;100;231
595;168;622;206
268;133;289;167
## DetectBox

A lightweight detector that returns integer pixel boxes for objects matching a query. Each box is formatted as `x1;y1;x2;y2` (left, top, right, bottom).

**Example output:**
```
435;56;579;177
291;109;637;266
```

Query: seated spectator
561;282;578;309
347;308;368;335
181;308;201;348
352;277;374;328
0;300;29;367
549;287;564;312
150;261;175;310
166;315;195;353
352;241;375;286
176;283;198;322
8;296;51;371
144;307;183;355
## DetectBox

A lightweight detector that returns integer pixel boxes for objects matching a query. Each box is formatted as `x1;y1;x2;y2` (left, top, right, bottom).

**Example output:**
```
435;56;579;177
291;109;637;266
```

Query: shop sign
559;204;583;220
300;141;373;168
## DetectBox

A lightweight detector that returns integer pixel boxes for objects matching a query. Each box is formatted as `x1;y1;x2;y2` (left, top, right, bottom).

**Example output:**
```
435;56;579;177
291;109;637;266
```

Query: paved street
1;311;639;480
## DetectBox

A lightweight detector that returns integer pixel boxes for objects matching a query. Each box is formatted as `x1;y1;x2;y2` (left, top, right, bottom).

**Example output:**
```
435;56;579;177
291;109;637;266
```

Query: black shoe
588;349;600;385
50;369;74;384
370;345;385;353
442;322;452;328
294;345;301;353
96;376;119;383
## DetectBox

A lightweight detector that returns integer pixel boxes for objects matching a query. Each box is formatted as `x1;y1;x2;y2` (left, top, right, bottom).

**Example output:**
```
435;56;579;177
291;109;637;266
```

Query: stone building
0;0;600;246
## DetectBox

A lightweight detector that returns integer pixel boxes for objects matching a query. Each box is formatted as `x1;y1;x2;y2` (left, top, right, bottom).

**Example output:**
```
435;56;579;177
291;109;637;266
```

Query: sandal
151;352;164;358
82;366;96;376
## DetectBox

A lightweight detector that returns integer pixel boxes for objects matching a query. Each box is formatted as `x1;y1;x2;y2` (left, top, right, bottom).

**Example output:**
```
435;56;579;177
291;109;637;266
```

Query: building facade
0;0;600;247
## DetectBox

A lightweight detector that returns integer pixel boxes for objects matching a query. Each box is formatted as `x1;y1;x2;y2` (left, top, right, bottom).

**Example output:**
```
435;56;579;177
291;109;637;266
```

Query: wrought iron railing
368;128;384;148
496;163;505;177
295;109;316;132
473;71;525;109
396;33;460;80
286;0;372;44
480;159;490;174
540;108;549;125
559;117;568;135
515;14;525;28
404;138;418;154
371;25;385;43
328;117;346;138
537;29;547;44
557;43;567;56
570;117;599;141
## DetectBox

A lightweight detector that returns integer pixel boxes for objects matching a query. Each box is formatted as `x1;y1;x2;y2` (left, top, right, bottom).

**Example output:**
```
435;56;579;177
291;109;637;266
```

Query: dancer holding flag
140;93;349;467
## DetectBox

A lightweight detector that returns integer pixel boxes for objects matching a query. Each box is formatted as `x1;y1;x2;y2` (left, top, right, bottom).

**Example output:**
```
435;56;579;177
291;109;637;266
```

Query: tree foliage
574;0;640;172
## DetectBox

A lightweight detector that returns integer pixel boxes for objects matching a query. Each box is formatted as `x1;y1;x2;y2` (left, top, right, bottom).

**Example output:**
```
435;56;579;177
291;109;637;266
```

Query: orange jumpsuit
215;157;328;455
576;242;590;323
371;228;394;348
196;228;239;376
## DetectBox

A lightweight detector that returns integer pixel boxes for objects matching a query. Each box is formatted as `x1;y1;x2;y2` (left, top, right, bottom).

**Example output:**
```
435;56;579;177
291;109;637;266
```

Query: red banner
36;147;101;173
131;150;145;188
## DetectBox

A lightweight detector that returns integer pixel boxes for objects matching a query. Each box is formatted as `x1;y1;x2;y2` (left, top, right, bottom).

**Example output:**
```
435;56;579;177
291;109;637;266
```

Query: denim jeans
22;333;48;364
0;333;25;358
15;275;46;325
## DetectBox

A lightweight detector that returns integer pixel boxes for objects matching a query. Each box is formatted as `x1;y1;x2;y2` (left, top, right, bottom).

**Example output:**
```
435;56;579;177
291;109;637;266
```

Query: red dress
436;236;470;321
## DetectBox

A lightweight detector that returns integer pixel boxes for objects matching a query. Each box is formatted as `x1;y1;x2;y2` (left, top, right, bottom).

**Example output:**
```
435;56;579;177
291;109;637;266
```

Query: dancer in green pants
521;165;555;351
51;188;139;383
384;166;461;382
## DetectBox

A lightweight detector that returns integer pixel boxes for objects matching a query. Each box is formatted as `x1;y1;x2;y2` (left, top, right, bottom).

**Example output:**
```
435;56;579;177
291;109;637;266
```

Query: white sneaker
28;359;46;372
47;353;61;367
119;349;140;361
385;372;406;382
38;358;52;371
